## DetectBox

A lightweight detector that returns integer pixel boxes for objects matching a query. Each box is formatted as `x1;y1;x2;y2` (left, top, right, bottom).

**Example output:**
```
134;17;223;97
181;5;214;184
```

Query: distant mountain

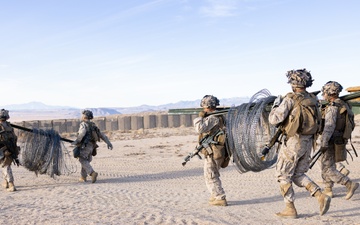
2;97;251;121
1;101;76;110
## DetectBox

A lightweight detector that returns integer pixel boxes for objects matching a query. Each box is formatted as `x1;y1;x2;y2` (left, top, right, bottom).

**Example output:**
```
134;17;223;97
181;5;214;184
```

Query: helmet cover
286;68;313;88
0;109;10;120
200;95;220;108
321;81;343;96
82;110;94;119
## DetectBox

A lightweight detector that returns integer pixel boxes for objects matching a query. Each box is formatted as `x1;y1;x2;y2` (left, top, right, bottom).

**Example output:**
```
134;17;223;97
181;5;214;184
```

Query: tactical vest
282;92;321;137
0;121;18;155
198;115;230;165
81;121;101;145
324;99;355;140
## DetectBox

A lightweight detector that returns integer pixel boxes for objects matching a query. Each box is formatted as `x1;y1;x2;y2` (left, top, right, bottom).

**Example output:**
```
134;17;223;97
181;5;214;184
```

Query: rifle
182;129;223;166
260;127;283;160
309;149;322;169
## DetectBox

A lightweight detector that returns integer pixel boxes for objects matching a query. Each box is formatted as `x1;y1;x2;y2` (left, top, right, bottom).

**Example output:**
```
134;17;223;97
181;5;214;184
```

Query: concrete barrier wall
12;113;199;134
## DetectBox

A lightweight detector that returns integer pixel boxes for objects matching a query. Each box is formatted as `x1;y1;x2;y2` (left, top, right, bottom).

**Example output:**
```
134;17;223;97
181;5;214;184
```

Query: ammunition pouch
213;145;225;160
92;144;99;156
333;136;347;162
221;156;230;168
73;147;81;158
334;143;347;163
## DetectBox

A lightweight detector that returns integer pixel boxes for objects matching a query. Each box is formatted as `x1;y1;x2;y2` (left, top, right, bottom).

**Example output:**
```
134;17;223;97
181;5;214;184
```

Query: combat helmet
286;68;314;88
321;81;343;96
0;109;10;120
82;110;94;119
200;95;220;108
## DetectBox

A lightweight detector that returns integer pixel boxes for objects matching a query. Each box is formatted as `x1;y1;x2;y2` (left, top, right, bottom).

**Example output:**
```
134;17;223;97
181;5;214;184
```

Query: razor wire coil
19;128;76;178
226;89;278;173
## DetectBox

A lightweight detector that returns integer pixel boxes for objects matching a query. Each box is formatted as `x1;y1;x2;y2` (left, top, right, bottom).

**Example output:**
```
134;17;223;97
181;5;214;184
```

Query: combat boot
209;195;215;202
2;180;8;189
209;197;227;206
7;182;16;192
345;180;359;200
275;202;298;219
79;177;87;182
323;187;333;198
91;172;98;183
314;190;331;215
340;168;350;176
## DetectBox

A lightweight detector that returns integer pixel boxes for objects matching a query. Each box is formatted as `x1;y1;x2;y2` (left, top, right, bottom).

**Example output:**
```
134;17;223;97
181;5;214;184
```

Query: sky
1;0;360;108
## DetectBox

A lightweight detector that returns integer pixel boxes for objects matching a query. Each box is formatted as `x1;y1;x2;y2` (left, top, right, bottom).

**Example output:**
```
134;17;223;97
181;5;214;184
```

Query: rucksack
330;99;357;161
282;92;322;137
342;102;355;140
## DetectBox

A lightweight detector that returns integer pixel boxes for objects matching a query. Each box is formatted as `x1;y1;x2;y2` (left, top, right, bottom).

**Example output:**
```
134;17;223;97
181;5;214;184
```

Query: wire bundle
226;89;278;173
19;128;76;178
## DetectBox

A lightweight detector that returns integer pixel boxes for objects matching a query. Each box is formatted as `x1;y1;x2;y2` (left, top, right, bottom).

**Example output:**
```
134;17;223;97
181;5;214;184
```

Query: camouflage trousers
204;155;225;200
320;144;349;188
1;156;14;183
336;162;346;171
275;135;320;203
78;144;95;178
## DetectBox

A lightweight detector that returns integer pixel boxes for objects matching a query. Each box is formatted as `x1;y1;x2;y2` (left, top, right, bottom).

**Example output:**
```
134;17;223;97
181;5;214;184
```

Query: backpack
342;102;355;140
282;92;322;137
331;99;357;161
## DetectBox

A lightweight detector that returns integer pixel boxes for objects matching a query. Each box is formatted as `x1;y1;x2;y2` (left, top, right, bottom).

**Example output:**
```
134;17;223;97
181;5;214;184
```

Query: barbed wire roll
19;128;76;178
226;89;278;173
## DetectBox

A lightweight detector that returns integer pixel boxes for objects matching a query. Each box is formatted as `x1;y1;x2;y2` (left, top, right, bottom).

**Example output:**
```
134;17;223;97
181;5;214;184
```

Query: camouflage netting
19;128;76;178
226;89;278;173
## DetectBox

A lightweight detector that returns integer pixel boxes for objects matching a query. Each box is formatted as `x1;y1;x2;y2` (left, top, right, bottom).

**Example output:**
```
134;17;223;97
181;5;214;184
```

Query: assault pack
282;92;322;137
330;99;357;161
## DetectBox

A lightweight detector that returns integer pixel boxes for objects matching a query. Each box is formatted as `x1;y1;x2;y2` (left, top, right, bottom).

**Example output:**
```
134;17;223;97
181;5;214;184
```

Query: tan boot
91;172;98;183
209;196;215;202
2;180;9;189
323;187;333;198
7;182;16;192
345;181;359;200
275;202;298;219
314;190;331;215
79;177;87;182
340;168;350;176
209;197;228;206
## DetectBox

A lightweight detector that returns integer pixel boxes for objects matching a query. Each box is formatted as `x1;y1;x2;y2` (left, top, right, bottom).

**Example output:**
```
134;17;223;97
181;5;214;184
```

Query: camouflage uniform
319;100;349;188
194;114;226;201
193;95;228;206
319;81;358;199
73;110;113;183
269;69;330;218
0;109;19;192
269;93;320;203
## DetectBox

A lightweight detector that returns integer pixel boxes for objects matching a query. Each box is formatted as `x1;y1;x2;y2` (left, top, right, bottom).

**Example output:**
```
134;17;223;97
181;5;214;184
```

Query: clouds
200;0;240;17
0;0;359;108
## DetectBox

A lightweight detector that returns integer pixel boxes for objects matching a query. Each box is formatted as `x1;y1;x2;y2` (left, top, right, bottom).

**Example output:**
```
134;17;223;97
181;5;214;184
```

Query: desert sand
1;115;360;225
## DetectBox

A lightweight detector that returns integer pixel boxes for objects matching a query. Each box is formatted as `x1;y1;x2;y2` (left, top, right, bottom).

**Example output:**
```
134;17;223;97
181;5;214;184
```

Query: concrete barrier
12;113;198;135
131;116;144;130
144;115;156;129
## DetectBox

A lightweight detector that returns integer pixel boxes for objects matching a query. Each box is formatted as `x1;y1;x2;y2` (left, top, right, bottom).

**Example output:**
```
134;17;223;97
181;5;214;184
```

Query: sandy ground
1;116;360;225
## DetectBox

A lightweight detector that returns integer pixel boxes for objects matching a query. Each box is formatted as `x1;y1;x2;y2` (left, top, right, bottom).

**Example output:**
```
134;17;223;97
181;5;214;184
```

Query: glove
107;143;113;150
319;146;328;153
199;111;207;118
13;158;20;167
272;95;283;109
